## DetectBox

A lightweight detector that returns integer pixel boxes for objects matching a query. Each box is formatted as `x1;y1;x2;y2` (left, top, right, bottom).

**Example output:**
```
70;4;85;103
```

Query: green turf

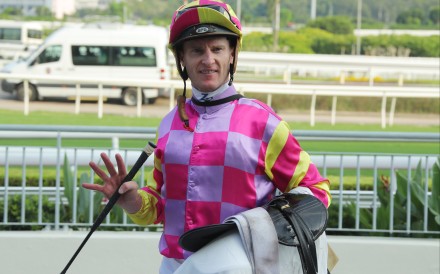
0;109;438;154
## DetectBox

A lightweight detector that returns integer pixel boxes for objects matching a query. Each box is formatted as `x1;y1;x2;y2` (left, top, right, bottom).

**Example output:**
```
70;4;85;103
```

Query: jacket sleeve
126;152;165;225
264;120;331;207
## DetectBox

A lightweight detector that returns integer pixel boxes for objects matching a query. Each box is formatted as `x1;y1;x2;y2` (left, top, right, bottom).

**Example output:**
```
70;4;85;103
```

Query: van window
0;27;21;41
27;29;42;39
112;46;157;67
71;45;156;67
72;45;110;66
35;45;62;64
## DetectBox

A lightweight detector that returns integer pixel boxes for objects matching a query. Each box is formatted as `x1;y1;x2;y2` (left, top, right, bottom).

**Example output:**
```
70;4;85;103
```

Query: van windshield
72;45;157;67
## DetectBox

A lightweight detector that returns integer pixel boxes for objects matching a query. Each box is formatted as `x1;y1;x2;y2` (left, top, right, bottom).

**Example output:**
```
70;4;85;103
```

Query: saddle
264;193;328;274
179;193;328;274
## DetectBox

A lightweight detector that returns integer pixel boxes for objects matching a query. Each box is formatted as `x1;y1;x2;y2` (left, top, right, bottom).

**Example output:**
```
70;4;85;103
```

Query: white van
0;20;43;60
1;23;170;105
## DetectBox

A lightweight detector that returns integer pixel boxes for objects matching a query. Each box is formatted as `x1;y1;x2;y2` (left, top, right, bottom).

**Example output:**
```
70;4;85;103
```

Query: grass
0;109;162;127
0;109;438;154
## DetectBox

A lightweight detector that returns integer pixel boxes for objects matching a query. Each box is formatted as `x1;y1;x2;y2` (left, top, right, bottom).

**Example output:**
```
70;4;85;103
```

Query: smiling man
84;1;331;273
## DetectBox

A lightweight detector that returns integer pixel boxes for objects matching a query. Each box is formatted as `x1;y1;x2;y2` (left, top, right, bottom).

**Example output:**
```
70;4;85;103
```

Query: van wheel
122;88;144;106
147;97;157;104
16;83;38;101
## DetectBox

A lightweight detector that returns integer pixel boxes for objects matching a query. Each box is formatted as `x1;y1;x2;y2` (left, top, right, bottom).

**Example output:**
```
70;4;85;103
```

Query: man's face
180;36;234;92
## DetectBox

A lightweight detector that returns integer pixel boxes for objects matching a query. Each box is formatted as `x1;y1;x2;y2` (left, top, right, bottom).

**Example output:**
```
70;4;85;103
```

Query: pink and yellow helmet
169;0;243;80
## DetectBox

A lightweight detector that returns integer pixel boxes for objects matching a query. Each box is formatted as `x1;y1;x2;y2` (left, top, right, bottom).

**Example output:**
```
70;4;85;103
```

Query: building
0;0;112;19
0;0;51;16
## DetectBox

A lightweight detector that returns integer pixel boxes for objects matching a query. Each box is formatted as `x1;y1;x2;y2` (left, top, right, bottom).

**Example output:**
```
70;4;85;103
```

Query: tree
429;6;440;24
396;9;425;25
35;6;52;18
307;16;354;34
1;7;23;16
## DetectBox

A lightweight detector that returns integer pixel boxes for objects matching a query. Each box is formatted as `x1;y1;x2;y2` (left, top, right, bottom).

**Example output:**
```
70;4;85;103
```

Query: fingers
89;152;126;181
115;153;127;177
89;160;110;182
102;152;118;177
82;182;103;192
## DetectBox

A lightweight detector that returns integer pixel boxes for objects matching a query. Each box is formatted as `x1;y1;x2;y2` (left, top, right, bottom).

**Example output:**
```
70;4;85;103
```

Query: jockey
85;1;332;273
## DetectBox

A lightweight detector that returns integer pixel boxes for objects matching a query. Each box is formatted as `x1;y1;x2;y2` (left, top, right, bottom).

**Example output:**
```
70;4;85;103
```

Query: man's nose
201;50;215;65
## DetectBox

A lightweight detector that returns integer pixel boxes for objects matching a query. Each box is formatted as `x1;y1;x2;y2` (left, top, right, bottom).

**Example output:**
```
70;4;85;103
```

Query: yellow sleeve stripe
265;121;290;180
288;150;311;190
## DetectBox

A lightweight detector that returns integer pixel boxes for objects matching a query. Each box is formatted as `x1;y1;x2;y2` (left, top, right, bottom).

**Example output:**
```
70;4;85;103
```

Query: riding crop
60;142;156;274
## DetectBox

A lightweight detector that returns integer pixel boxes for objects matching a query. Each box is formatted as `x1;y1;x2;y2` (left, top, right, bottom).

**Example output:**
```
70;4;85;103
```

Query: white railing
1;126;439;236
0;72;438;129
236;52;440;84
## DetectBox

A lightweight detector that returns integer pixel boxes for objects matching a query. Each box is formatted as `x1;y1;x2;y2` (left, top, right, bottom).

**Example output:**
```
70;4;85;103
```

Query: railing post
112;136;119;150
369;68;374;86
331;96;337;125
20;147;26;225
406;156;412;234
98;83;104;119
3;147;9;224
310;91;316;127
137;86;142;118
24;80;29;116
381;93;387;129
267;93;272;107
339;71;346;84
38;147;44;224
75;84;81;115
54;132;62;230
169;86;176;111
389;97;397;126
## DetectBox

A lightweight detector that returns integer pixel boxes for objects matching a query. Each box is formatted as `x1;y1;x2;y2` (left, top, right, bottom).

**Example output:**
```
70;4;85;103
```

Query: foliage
242;32;274;52
278;32;315;54
428;6;440;24
241;26;439;57
306;16;354;35
0;195;54;230
362;35;440;57
396;9;426;25
345;158;440;236
62;154;105;224
311;34;355;55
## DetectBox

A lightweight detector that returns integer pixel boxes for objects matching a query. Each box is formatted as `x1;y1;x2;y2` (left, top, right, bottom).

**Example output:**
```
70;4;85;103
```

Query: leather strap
281;206;319;274
191;94;243;106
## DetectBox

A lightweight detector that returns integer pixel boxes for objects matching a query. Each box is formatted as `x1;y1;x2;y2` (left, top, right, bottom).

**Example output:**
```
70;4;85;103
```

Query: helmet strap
228;63;234;86
182;66;189;82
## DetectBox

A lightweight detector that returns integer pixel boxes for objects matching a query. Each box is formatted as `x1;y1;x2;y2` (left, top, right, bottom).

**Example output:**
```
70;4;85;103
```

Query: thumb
118;181;139;195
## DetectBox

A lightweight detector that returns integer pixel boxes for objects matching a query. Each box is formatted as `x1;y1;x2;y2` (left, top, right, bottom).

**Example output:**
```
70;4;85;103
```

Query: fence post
331;96;338;125
75;84;81;115
54;132;62;230
310;91;317;127
381;93;387;129
24;80;29;116
98;83;104;119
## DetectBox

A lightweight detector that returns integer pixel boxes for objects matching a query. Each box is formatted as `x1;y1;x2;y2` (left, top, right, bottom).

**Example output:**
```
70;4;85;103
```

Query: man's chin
194;83;219;93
